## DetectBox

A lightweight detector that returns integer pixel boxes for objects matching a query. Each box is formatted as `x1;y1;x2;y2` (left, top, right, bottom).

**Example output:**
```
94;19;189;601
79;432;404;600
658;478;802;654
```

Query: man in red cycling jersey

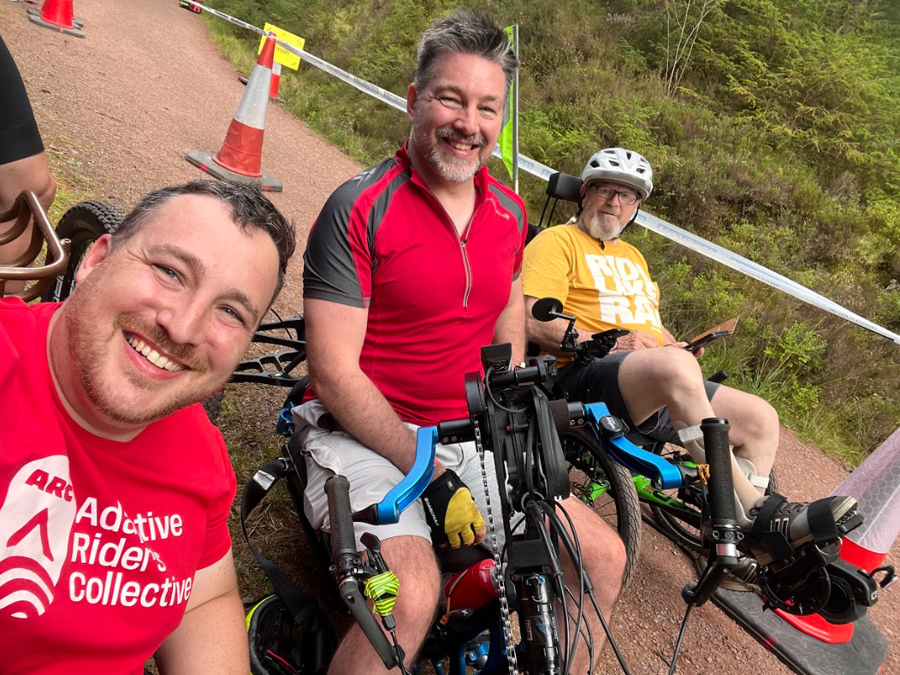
297;11;626;673
0;180;295;674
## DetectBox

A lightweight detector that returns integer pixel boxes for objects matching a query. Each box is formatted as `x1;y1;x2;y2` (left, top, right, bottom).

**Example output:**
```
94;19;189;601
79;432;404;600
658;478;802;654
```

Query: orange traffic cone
186;33;282;191
27;0;85;38
269;62;283;101
238;61;283;103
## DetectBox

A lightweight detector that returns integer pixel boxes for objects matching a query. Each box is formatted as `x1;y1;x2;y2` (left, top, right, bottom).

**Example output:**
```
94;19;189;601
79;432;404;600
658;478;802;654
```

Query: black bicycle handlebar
325;476;357;561
324;475;403;670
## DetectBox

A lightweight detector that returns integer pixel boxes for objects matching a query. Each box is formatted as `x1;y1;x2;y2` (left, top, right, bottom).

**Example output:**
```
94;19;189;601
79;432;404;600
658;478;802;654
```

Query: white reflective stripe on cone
233;64;272;130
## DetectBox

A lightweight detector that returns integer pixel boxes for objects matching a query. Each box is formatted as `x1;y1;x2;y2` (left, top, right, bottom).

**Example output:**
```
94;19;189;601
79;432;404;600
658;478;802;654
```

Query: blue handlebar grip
371;426;438;525
584;403;683;490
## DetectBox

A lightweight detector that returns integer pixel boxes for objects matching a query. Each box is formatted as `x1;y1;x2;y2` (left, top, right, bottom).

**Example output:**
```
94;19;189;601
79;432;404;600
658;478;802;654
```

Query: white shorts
293;400;507;552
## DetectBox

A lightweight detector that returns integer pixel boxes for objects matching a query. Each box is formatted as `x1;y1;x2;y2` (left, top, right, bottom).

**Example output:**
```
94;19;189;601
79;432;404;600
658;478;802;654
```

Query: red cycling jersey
303;142;528;426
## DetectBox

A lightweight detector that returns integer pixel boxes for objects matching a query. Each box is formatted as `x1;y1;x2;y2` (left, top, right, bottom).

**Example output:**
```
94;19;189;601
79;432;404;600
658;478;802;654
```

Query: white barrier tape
186;0;898;345
637;211;900;345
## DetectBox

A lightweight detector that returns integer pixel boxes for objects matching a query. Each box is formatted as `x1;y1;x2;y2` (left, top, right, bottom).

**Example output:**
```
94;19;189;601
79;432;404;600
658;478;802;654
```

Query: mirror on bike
532;297;580;352
532;297;568;322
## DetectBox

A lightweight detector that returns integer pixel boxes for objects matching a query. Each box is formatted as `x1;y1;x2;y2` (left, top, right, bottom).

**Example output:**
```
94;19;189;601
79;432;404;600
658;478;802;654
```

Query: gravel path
2;1;897;672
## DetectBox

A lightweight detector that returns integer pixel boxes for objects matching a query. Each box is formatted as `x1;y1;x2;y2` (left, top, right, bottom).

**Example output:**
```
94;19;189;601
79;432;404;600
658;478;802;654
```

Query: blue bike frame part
584;403;683;490
368;425;438;525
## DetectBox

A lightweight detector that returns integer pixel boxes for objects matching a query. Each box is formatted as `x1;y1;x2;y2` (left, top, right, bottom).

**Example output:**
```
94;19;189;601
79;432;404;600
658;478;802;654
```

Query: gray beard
581;211;625;242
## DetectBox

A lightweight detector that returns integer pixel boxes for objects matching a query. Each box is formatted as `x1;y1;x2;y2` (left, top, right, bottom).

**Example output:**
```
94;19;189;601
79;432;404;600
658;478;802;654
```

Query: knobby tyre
562;426;642;590
41;200;126;303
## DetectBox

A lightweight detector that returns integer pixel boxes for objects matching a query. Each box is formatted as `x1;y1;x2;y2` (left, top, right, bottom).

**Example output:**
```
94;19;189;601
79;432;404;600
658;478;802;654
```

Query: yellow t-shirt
522;224;664;364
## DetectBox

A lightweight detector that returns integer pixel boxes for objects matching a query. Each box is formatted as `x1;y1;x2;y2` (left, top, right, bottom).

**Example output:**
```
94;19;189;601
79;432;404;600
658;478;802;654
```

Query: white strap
677;424;704;444
748;474;770;490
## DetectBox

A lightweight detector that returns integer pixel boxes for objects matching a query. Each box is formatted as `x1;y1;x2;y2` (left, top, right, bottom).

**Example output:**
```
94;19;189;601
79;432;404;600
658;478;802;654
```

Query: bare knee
0;153;56;214
716;387;780;450
378;536;441;623
584;527;627;595
34;173;57;212
654;347;704;391
561;499;628;599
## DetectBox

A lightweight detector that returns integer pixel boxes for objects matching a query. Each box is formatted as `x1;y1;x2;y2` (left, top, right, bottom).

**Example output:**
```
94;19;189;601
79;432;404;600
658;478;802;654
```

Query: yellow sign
258;23;304;71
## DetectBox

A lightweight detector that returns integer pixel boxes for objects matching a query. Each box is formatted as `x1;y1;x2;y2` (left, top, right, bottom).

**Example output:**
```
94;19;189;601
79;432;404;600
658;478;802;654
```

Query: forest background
205;0;900;465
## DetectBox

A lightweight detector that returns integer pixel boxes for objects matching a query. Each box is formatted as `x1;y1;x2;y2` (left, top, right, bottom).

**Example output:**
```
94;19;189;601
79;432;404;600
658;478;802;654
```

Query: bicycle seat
437;543;493;574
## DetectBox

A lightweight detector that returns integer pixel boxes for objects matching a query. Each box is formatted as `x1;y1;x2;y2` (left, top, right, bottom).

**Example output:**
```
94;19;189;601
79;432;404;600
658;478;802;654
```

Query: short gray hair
112;180;295;303
414;10;518;96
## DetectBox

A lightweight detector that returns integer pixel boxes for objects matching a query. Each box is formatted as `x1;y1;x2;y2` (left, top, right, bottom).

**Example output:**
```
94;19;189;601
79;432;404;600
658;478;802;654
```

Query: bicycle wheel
41;200;126;302
649;446;778;552
562;426;642;590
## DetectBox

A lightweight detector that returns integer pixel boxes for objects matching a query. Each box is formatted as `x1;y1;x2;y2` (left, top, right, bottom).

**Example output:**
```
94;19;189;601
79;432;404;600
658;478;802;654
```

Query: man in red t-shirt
297;10;626;674
0;180;295;674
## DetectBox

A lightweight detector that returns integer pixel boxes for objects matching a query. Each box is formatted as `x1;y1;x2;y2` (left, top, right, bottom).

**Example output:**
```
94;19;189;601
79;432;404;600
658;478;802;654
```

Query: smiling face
407;52;506;187
578;180;642;243
49;194;280;438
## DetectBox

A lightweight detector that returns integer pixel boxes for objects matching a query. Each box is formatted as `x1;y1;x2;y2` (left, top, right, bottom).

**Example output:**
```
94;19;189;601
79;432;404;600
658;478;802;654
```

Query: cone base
28;12;85;36
185;151;283;192
710;587;887;674
26;6;84;27
238;75;283;103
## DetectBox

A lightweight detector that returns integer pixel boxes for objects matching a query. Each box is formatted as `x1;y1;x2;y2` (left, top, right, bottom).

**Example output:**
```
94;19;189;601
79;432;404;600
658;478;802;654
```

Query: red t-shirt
0;299;236;674
303;143;528;425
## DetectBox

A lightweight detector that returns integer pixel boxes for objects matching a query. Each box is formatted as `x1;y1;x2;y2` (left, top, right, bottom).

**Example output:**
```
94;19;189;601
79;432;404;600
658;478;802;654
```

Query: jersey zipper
424;188;477;310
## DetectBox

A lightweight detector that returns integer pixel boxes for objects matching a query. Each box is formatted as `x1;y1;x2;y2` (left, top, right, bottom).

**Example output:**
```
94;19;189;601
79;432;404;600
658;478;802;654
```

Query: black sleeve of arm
303;182;369;309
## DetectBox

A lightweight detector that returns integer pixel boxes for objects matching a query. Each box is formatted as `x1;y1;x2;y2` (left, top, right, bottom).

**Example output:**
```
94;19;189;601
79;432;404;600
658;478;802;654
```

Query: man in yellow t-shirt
522;148;858;583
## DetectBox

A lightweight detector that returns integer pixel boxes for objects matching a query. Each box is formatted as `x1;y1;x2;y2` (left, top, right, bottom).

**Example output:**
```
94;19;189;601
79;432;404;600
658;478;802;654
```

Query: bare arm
154;550;248;675
494;277;526;365
305;297;424;476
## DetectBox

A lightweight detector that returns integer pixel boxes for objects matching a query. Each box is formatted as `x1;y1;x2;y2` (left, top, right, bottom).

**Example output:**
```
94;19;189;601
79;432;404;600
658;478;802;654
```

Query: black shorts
0;34;45;164
555;351;720;445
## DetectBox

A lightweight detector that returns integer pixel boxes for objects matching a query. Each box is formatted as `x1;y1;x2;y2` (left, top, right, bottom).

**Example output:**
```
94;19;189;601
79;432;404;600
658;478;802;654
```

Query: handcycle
241;335;639;675
236;299;886;675
529;296;889;625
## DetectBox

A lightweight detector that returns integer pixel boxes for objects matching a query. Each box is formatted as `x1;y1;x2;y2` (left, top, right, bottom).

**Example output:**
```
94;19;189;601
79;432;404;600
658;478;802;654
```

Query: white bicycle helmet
581;148;653;200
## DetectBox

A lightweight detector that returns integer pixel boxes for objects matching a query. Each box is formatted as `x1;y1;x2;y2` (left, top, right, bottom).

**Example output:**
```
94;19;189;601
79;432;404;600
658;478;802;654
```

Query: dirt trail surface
3;1;897;672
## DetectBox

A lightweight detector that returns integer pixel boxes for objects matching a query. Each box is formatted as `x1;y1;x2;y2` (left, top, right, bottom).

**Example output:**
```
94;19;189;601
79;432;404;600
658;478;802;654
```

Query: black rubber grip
325;475;357;558
547;398;572;435
700;418;736;523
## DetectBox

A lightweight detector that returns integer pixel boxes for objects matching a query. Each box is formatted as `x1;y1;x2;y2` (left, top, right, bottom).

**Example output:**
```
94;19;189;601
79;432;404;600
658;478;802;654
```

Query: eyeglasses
588;184;641;205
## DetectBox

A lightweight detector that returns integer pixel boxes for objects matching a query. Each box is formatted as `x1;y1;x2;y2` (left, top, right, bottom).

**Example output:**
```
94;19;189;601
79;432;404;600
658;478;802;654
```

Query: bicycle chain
472;417;520;675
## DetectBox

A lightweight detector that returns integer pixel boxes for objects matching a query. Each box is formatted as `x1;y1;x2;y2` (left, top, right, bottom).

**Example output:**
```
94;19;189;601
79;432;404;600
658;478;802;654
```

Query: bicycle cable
562;585;594;673
545;501;632;675
538;502;597;673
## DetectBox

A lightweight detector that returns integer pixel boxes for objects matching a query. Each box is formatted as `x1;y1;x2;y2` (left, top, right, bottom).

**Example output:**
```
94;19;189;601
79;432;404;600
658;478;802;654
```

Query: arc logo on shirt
0;456;76;619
